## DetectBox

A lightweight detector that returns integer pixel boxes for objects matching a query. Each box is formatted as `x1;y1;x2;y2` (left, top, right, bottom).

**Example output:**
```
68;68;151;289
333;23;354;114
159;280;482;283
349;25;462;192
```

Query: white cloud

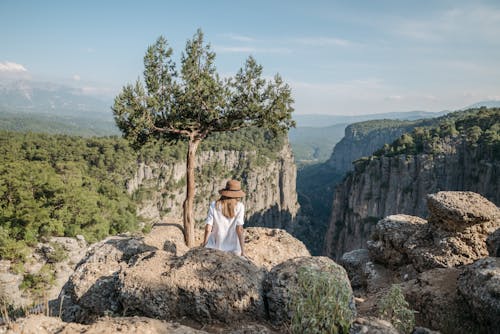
294;37;355;47
215;46;291;54
396;5;500;44
73;74;81;81
0;61;27;72
221;33;255;42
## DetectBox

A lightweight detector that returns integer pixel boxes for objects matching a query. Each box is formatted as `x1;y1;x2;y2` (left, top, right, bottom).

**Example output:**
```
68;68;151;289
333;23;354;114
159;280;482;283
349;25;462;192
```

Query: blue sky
1;0;499;115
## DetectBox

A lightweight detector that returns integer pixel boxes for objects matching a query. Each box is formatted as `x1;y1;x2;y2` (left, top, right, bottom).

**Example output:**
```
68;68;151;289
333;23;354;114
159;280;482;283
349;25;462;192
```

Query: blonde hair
216;196;238;218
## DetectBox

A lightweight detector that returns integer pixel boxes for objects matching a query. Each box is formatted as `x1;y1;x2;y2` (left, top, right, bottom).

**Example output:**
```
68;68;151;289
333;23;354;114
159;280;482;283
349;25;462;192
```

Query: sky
1;0;499;115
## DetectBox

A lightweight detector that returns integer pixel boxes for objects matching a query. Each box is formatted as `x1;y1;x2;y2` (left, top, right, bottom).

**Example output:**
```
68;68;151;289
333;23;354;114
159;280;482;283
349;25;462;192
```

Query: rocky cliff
324;109;500;259
327;118;434;174
127;141;299;231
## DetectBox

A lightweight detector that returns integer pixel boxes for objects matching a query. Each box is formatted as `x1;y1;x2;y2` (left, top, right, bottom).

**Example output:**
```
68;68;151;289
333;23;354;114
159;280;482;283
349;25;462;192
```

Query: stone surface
349;316;399;334
263;256;355;326
0;315;208;334
244;227;310;270
402;268;479;334
367;215;428;268
367;194;499;272
487;228;500;257
61;236;156;322
119;248;266;323
340;249;370;289
458;257;500;331
427;191;499;230
0;236;88;309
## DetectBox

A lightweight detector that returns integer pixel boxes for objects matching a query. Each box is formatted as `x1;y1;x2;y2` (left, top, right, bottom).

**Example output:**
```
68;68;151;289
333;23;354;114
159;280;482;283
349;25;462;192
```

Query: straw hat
219;180;245;198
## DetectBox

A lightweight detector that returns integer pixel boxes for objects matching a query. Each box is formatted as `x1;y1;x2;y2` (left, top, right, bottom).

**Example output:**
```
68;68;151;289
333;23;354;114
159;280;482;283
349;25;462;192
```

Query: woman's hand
202;224;212;247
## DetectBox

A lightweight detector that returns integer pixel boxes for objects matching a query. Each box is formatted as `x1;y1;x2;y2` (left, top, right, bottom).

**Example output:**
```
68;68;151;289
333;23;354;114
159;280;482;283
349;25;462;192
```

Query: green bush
289;266;354;334
378;284;415;333
45;242;68;263
19;264;56;298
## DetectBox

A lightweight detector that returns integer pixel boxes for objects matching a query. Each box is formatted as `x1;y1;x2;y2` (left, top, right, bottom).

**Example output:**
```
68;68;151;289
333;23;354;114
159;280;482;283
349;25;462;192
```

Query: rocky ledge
48;224;357;332
341;191;500;334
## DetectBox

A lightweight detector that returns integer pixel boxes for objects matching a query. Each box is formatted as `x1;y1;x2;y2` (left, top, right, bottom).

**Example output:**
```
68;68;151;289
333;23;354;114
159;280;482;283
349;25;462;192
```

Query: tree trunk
183;138;200;247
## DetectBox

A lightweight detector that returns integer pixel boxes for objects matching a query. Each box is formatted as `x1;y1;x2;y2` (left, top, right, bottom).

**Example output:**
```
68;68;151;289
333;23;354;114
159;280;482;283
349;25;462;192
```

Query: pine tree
112;29;295;246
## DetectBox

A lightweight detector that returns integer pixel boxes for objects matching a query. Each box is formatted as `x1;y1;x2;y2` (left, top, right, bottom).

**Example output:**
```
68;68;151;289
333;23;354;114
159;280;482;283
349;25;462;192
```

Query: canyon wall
126;142;299;231
324;136;500;259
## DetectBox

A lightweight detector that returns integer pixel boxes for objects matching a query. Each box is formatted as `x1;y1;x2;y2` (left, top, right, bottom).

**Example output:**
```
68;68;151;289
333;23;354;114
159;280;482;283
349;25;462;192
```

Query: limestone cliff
324;109;500;259
327;118;434;174
126;141;299;231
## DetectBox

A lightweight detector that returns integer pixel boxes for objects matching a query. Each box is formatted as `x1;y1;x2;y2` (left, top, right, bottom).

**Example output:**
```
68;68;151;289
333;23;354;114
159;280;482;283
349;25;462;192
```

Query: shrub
19;264;56;298
289;266;354;334
378;284;415;333
45;242;68;263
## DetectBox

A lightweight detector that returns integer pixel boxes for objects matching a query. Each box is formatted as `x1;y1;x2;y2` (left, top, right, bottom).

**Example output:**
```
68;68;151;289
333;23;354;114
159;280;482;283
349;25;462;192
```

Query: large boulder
367;215;428;268
367;192;500;272
60;236;156;322
458;257;500;332
244;227;310;269
119;247;266;323
427;191;499;231
402;268;480;334
487;228;500;257
263;256;355;326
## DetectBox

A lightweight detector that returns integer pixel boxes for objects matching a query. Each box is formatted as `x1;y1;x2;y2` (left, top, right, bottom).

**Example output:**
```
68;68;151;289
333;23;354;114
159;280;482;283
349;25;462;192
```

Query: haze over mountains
1;78;500;161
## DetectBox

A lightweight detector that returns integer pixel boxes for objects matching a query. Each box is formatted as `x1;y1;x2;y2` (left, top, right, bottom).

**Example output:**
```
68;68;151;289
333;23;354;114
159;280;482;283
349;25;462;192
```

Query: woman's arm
202;224;212;247
236;225;245;257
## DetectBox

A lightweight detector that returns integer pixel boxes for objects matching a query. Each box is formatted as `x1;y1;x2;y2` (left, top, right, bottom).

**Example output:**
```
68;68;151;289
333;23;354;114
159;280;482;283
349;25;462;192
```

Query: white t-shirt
205;201;244;255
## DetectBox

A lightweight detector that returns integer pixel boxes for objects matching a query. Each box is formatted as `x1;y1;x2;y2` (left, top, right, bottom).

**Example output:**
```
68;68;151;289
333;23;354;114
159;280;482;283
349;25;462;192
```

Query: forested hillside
325;107;500;259
0;128;285;263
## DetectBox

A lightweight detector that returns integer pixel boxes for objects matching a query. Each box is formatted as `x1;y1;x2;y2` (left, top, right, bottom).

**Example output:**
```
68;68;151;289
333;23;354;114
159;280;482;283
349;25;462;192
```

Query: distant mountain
293;110;449;127
289;123;347;164
0;79;119;136
0;79;113;119
463;100;500;109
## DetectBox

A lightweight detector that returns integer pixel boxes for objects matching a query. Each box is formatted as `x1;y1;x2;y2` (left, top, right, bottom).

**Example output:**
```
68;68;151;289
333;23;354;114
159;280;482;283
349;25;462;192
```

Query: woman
202;179;246;257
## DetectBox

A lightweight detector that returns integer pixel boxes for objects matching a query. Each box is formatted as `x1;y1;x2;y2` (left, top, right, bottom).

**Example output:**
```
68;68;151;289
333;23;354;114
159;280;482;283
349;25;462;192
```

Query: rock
412;327;441;334
263;256;355;326
225;323;275;334
61;236;156;322
402;268;479;333
367;193;500;272
244;227;310;269
362;261;396;293
458;257;500;331
487;228;500;257
1;314;209;334
427;191;499;230
340;249;370;289
143;222;190;256
349;316;399;334
367;215;428;268
119;248;266;323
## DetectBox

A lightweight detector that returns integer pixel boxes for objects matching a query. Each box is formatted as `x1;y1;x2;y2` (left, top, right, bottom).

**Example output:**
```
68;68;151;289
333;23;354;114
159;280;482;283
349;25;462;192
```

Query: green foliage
112;29;294;148
378;284;415;334
0;131;139;261
289;266;354;334
371;108;500;160
19;264;56;298
45;242;68;263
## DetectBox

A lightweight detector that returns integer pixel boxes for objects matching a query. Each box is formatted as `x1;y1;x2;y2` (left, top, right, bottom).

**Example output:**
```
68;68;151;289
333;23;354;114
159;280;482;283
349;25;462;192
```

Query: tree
112;29;295;247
